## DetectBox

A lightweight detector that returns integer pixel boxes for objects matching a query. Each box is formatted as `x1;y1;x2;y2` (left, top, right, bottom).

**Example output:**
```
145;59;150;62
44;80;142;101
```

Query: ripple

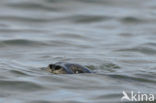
86;63;120;73
0;80;44;92
0;16;50;22
57;33;89;40
119;16;144;23
108;74;156;84
29;100;82;103
116;46;156;55
72;15;111;23
0;39;48;47
143;42;156;47
78;0;109;4
9;70;30;76
29;100;55;103
45;0;60;3
47;40;93;49
7;2;60;11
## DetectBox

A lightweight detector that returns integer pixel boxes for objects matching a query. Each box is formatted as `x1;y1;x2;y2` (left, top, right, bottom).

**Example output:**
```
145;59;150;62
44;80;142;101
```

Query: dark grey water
0;0;156;103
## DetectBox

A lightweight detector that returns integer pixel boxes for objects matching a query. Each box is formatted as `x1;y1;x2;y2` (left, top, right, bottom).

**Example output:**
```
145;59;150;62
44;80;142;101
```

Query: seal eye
55;66;61;70
49;64;55;69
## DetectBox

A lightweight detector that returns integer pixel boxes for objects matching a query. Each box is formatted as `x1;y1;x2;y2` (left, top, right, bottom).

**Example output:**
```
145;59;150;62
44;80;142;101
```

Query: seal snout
49;64;61;70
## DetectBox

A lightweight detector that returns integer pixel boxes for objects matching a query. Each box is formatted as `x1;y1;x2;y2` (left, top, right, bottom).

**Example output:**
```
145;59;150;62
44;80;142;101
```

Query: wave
116;46;156;55
119;16;144;23
0;39;48;47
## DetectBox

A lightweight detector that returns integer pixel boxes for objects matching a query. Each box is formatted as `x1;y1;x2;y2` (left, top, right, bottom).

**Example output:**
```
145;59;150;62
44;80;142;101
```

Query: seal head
46;62;92;74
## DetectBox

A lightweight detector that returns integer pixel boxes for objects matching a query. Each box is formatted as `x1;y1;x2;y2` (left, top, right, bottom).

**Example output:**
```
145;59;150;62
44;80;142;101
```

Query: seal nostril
49;64;55;69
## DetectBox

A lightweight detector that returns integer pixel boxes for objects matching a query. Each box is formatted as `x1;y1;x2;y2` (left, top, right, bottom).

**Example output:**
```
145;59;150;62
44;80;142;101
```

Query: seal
45;62;92;74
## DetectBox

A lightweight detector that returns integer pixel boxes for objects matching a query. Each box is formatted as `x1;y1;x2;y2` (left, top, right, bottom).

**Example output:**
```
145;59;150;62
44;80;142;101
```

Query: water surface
0;0;156;103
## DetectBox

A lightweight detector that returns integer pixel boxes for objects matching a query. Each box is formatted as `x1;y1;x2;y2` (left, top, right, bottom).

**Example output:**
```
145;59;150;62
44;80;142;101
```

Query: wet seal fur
46;62;92;74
